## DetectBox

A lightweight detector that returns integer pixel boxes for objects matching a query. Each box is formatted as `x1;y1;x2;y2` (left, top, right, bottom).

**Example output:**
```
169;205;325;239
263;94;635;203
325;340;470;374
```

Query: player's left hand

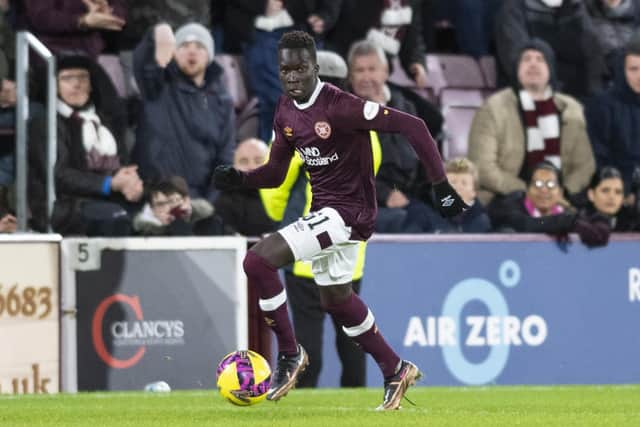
433;180;469;218
214;165;244;191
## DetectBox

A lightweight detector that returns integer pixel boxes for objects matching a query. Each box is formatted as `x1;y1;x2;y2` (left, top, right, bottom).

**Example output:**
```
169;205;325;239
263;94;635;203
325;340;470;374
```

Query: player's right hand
214;165;244;191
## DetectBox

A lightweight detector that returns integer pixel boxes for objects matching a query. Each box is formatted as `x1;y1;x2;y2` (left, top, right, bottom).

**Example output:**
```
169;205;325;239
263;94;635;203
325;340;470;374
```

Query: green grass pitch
2;385;639;426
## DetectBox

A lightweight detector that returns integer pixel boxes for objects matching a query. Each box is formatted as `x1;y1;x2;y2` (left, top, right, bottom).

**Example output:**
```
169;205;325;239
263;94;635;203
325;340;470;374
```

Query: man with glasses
28;53;142;235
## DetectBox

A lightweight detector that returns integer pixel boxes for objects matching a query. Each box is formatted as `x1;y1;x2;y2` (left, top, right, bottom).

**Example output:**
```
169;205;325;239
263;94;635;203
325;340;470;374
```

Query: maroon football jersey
244;81;445;240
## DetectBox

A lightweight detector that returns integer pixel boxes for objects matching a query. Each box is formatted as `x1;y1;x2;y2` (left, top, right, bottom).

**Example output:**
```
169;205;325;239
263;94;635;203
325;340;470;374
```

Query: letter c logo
92;294;146;369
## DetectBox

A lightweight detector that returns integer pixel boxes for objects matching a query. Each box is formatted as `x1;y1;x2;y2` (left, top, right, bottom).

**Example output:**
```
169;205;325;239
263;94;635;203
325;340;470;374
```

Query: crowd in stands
0;0;638;245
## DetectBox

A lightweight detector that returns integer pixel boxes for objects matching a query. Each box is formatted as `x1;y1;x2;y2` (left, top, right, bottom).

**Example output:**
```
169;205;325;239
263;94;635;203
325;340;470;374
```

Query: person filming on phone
133;175;225;236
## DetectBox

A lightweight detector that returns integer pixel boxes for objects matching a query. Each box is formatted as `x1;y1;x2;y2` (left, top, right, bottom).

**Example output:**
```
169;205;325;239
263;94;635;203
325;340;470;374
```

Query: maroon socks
324;292;400;378
243;251;298;356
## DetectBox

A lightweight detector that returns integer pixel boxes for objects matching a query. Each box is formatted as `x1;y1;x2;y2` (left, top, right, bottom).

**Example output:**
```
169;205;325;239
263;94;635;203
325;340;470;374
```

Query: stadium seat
215;54;250;111
214;54;260;140
439;88;485;109
426;54;485;96
97;54;127;98
387;57;437;103
441;106;478;160
479;56;497;89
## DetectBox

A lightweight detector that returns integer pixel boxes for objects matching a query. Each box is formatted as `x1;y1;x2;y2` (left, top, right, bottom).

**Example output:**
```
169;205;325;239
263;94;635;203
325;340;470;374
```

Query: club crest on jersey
284;126;293;138
314;121;332;139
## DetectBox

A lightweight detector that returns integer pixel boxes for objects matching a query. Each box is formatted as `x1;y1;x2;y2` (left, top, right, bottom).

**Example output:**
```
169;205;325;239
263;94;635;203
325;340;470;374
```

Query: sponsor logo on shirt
296;146;339;166
314;121;332;139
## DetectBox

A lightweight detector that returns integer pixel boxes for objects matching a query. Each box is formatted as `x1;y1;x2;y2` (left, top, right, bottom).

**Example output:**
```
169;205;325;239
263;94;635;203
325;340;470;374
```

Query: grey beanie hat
317;50;348;79
174;23;214;63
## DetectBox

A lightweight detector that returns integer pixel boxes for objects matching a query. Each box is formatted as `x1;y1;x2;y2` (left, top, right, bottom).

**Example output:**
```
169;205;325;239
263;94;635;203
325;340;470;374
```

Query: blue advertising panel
316;237;640;387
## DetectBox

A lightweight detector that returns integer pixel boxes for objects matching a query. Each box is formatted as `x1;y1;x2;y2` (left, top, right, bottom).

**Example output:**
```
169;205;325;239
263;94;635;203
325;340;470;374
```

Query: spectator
0;0;44;201
119;0;210;52
427;0;503;58
115;1;212;100
585;0;640;76
422;157;492;233
489;161;610;247
30;53;142;235
582;166;640;231
214;138;276;236
0;0;16;190
213;1;344;142
585;36;640;199
0;210;15;232
21;0;126;59
494;0;606;99
132;22;235;203
347;39;440;233
326;0;428;89
133;175;224;236
468;39;595;206
0;181;14;233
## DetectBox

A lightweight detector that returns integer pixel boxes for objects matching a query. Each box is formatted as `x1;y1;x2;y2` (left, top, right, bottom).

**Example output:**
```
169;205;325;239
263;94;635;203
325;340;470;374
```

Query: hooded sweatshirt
585;48;640;192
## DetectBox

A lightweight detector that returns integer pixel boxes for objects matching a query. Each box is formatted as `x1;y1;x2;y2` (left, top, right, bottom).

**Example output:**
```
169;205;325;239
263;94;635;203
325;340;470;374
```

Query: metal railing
15;31;56;232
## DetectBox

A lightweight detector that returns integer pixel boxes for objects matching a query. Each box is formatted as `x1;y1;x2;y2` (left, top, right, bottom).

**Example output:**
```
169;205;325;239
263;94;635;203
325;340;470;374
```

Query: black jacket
214;0;344;53
326;0;426;77
495;0;606;99
28;58;129;233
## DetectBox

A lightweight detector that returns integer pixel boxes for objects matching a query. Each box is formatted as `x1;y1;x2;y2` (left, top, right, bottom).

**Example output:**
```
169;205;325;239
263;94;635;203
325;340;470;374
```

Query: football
216;350;272;406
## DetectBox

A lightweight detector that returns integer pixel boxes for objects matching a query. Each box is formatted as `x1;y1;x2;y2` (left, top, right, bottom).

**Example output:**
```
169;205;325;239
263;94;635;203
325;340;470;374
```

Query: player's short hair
445;157;479;184
347;39;388;70
278;31;317;61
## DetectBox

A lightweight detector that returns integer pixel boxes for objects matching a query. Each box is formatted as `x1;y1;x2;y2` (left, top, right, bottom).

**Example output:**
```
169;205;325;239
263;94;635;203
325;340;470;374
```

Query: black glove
432;180;470;218
213;165;244;191
573;214;610;248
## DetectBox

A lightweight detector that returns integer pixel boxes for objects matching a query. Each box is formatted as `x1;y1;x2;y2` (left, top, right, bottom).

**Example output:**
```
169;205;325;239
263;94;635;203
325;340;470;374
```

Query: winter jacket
214;0;344;54
489;191;611;246
584;0;640;72
326;0;426;78
585;53;640;193
422;199;492;233
495;0;606;99
132;28;235;202
468;88;595;205
28;57;130;233
214;188;276;237
22;0;126;58
119;0;210;50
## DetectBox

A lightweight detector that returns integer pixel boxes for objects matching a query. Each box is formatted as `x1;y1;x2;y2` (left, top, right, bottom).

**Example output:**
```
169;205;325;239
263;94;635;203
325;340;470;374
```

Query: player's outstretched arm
331;93;469;216
214;136;294;191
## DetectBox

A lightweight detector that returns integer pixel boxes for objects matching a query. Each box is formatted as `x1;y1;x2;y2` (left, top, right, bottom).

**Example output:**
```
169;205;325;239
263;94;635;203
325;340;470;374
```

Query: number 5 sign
69;240;101;271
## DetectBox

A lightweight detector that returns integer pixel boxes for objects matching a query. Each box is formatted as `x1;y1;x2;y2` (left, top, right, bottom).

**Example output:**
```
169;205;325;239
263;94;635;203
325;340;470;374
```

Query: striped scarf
519;89;561;171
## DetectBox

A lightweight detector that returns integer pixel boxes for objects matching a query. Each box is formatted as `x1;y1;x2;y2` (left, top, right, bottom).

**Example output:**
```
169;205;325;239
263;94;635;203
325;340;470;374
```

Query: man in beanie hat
468;38;595;206
132;22;235;203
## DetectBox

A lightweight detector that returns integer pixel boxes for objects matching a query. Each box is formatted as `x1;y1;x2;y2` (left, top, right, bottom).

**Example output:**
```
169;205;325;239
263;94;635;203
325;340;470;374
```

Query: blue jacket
132;28;235;201
585;52;640;192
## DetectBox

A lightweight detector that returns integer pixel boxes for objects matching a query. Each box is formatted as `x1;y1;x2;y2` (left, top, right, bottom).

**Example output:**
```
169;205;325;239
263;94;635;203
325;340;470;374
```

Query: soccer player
214;31;468;410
